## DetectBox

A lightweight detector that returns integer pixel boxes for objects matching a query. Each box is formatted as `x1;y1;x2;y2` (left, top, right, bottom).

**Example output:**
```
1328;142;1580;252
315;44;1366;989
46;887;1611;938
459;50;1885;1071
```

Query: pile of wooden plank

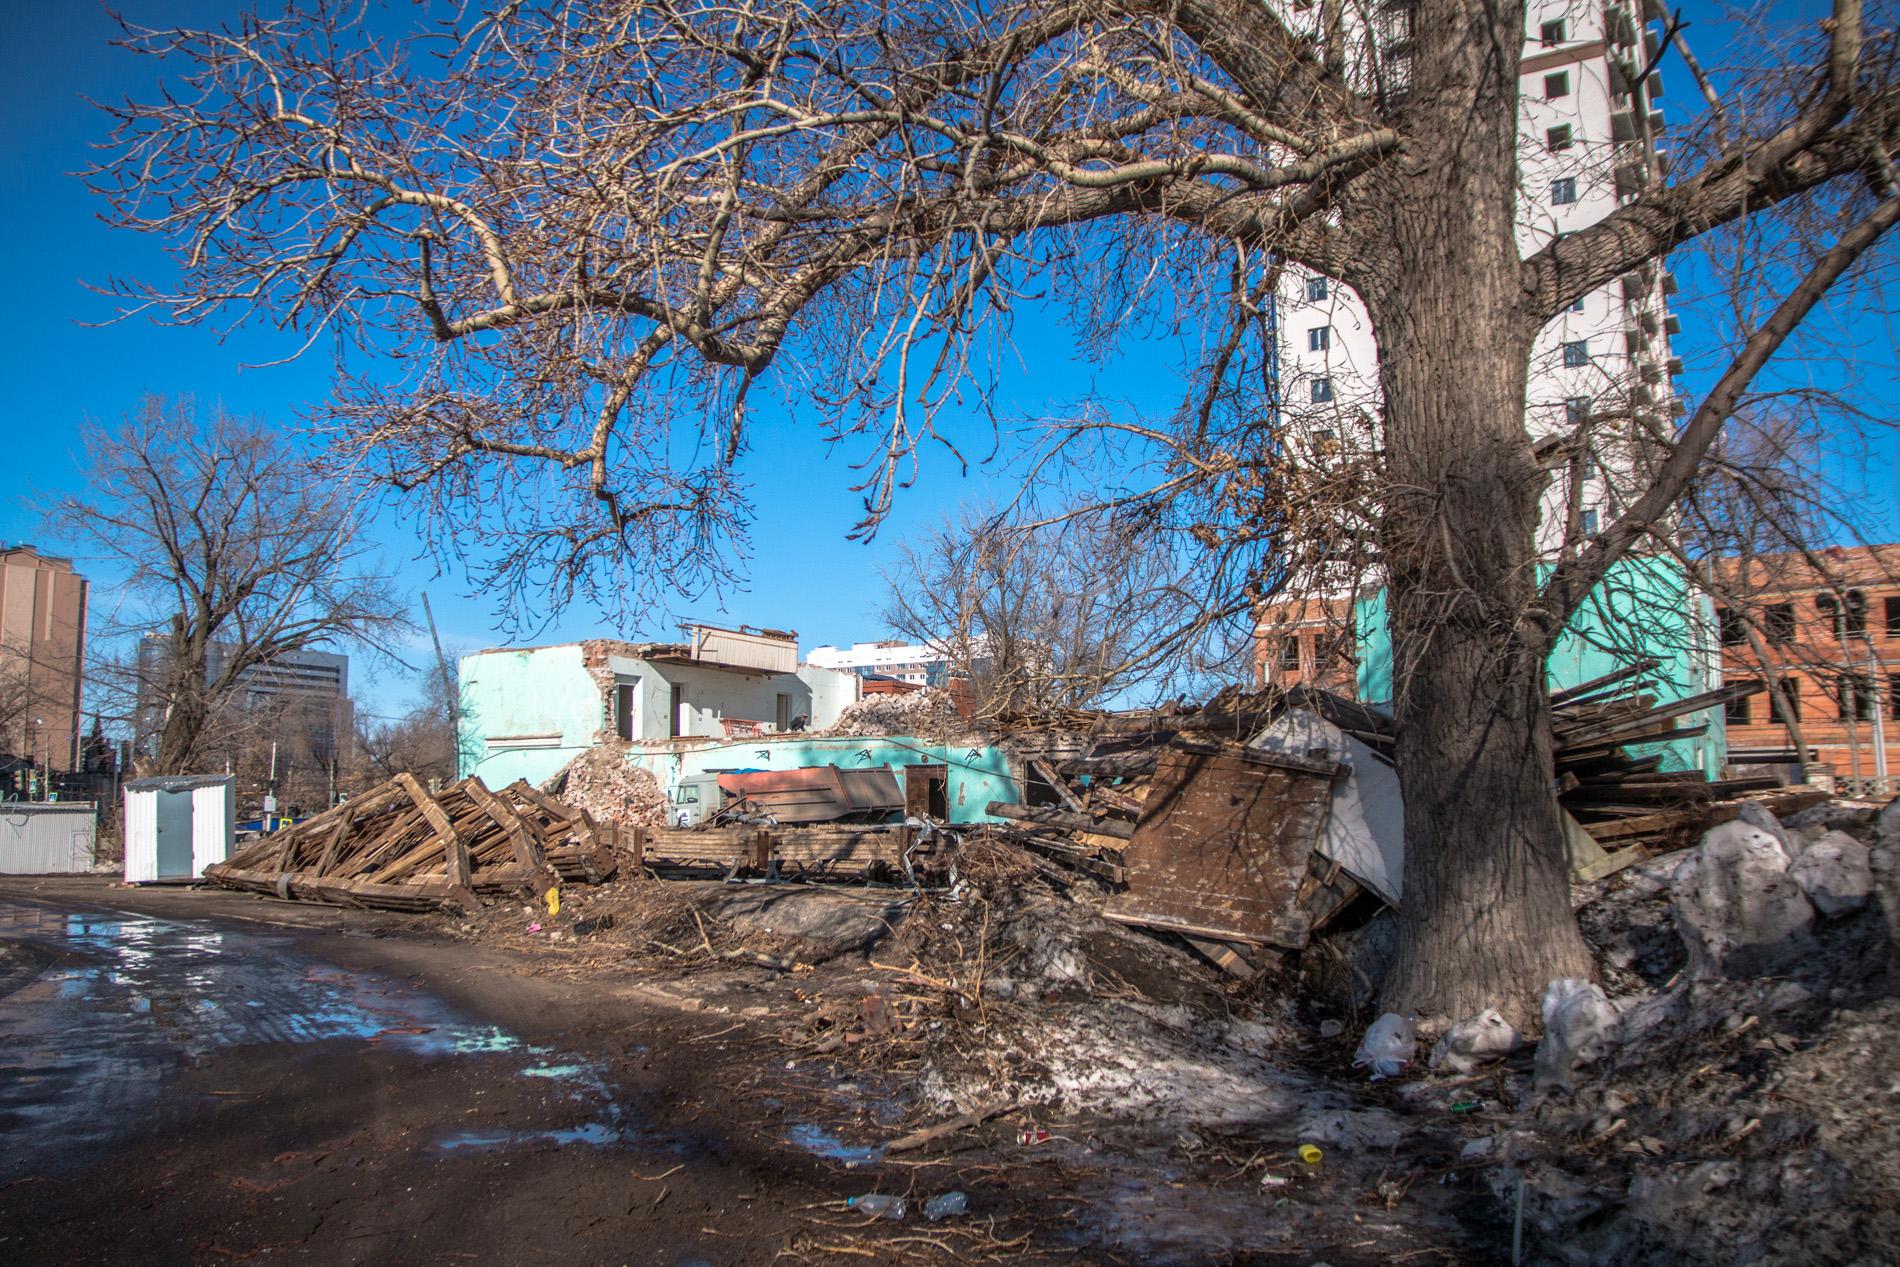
205;773;618;913
989;738;1360;980
1292;664;1824;852
627;823;945;880
980;671;1828;978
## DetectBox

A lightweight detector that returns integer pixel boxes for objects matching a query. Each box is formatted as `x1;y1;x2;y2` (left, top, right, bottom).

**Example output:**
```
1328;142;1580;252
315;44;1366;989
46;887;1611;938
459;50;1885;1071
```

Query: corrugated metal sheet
0;804;97;874
1104;741;1340;949
192;781;236;877
688;624;799;674
716;765;905;822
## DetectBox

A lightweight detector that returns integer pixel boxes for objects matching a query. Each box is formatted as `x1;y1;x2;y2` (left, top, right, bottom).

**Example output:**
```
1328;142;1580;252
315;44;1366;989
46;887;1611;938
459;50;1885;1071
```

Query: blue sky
0;1;1181;719
1;0;1892;722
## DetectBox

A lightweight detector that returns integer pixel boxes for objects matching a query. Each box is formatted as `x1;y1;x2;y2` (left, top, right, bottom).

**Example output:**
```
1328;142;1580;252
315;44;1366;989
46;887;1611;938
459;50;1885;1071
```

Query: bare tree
883;506;1208;719
353;674;459;791
47;398;411;778
89;2;1900;1020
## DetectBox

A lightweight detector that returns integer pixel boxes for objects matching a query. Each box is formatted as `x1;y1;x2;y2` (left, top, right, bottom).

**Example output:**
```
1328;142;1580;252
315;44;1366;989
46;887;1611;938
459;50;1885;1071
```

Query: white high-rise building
1273;0;1680;553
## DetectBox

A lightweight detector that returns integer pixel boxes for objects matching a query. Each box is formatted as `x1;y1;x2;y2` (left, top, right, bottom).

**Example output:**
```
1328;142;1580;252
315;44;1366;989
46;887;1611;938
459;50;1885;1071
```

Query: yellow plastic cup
1298;1144;1323;1165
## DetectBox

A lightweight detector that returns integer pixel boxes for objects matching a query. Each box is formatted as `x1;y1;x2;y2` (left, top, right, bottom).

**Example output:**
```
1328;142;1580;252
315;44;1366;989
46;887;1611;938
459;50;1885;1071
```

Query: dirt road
0;879;975;1266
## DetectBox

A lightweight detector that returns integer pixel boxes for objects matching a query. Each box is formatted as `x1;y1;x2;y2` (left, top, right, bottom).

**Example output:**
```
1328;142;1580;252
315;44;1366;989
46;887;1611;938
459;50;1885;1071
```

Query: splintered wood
204;775;618;913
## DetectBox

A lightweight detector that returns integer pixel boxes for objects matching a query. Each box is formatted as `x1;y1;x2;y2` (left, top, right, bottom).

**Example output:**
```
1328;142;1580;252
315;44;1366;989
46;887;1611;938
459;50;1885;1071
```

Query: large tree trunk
1364;0;1595;1026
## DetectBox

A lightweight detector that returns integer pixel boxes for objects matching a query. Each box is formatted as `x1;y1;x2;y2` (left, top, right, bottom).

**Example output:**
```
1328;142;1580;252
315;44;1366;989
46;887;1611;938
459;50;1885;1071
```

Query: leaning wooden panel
1103;741;1339;950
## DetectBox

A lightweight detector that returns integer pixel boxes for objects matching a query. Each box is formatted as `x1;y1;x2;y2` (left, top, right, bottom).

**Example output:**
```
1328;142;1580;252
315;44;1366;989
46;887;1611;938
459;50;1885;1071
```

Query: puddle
0;900;636;1179
787;1122;885;1167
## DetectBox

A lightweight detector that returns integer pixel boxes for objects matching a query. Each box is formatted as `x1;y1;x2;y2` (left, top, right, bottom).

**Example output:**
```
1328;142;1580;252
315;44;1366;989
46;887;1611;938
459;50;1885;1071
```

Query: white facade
1274;0;1679;554
123;775;235;882
805;640;953;686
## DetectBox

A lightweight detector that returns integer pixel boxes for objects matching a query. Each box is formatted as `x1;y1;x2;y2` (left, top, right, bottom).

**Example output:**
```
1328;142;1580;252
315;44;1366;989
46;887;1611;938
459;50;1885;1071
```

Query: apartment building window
1564;396;1591;426
1279;634;1302;671
1718;607;1746;646
1580;451;1598;481
1816;591;1863;639
1552;177;1578;206
1562;340;1590;367
1545;71;1570;99
1580;509;1599;535
1309;326;1331;352
1567;295;1587;313
1836;673;1873;722
1765;602;1796;645
1845;589;1868;636
1540;19;1566;45
1769;681;1801;723
1311;377;1334;403
1725;694;1751;725
1546;124;1574;151
1890;674;1900;721
1887;595;1900;636
1306;276;1329;302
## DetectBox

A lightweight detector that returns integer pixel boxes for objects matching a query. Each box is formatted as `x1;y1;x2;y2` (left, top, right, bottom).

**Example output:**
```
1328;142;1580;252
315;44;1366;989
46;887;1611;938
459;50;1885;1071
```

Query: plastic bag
1352;1012;1417;1080
1429;1008;1520;1074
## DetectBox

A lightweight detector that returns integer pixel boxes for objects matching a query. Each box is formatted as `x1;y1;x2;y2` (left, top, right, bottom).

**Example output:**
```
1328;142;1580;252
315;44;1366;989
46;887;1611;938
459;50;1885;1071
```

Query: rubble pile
206;773;617;913
1478;796;1900;1264
542;747;669;830
816;687;972;739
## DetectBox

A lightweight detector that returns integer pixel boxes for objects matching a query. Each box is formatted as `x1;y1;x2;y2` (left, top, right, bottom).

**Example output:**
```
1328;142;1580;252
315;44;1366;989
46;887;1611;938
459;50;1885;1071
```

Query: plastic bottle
846;1194;907;1220
923;1192;967;1221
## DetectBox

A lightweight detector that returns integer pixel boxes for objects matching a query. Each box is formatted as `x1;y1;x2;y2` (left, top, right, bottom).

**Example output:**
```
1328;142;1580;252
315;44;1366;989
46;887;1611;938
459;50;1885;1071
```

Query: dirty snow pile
541;747;669;829
1484;797;1900;1265
816;687;973;740
893;880;1408;1152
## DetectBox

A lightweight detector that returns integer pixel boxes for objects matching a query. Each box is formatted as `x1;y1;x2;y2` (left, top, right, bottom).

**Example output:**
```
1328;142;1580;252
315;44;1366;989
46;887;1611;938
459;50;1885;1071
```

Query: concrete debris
1733;800;1796;855
1533;978;1619;1092
1787;830;1873;917
1874;795;1900;848
814;687;971;739
541;746;669;829
1428;1008;1519;1073
1670;819;1815;979
1780;799;1879;833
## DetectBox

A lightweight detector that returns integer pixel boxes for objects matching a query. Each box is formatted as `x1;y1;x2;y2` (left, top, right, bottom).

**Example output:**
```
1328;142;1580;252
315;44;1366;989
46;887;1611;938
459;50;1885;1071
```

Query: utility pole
421;593;460;771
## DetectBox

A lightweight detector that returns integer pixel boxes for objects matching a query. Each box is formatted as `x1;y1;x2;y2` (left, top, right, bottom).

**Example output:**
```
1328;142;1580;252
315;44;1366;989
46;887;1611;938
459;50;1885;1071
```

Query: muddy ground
0;875;1508;1266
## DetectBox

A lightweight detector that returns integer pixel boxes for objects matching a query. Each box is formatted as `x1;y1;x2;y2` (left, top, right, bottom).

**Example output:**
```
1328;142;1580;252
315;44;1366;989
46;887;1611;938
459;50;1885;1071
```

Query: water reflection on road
0;901;635;1180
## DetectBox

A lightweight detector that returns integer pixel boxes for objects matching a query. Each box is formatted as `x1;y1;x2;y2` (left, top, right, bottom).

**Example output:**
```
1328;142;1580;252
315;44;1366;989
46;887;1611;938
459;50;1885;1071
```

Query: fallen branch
883;1103;1013;1155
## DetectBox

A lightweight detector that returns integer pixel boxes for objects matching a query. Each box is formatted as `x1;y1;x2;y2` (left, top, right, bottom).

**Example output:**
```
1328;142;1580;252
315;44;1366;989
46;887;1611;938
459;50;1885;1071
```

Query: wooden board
1103;741;1337;950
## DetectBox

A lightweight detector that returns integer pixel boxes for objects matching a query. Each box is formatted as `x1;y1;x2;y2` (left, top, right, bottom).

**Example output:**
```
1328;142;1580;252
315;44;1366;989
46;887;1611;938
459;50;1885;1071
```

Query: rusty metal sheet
1104;740;1339;949
716;765;904;823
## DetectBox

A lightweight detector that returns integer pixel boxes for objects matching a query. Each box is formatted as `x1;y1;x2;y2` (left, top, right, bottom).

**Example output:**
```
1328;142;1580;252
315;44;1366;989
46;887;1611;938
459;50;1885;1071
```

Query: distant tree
883;507;1205;719
353;672;459;791
48;398;411;777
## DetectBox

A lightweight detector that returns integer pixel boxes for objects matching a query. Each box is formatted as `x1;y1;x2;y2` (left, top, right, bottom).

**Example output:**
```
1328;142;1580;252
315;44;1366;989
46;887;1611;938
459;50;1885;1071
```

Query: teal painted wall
1354;555;1724;773
623;735;1021;825
457;642;1020;819
458;645;603;786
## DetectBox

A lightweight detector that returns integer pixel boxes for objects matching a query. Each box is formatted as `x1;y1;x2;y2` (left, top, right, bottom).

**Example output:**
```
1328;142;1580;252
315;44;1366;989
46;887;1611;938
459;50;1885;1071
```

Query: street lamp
31;717;44;801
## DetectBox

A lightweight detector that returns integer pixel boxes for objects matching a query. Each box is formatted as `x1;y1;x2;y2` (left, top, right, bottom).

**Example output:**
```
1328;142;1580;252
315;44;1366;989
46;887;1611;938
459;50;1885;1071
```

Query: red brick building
1712;544;1900;793
1252;595;1359;694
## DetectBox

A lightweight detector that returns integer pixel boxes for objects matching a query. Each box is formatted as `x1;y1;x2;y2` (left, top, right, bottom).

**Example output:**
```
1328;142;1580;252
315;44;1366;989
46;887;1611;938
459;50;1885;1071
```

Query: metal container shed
123;775;236;883
0;803;99;874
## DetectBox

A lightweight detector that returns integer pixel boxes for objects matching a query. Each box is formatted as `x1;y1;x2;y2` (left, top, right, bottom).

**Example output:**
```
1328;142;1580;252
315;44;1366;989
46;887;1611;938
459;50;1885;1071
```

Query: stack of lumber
1291;665;1824;852
628;823;943;879
205;773;617;913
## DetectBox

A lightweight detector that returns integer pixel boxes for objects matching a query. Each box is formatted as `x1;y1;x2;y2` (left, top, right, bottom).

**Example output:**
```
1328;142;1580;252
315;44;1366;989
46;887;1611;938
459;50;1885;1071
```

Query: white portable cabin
123;775;236;883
